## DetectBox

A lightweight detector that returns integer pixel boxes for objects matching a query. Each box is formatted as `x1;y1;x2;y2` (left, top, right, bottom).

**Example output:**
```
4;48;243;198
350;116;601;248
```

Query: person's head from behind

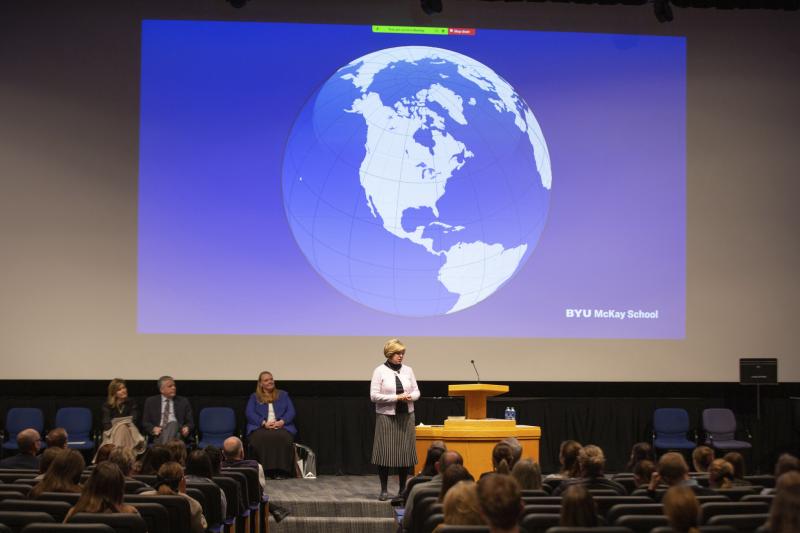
633;459;656;487
768;470;800;533
186;449;214;478
774;453;800;478
723;451;746;479
501;437;523;467
46;428;69;449
560;484;597;527
708;459;735;489
436;450;463;475
662;485;700;533
692;446;714;473
108;447;135;477
166;439;187;465
95;443;116;464
421;441;447;477
439;464;474;501
139;445;171;475
627;442;656;469
38;447;62;475
203;445;223;476
558;440;582;477
156;461;185;495
223;436;245;461
75;462;127;513
442;481;484;527
17;428;41;456
659;452;690;486
477;474;522;532
511;458;542;490
33;448;85;496
578;444;606;479
492;442;515;475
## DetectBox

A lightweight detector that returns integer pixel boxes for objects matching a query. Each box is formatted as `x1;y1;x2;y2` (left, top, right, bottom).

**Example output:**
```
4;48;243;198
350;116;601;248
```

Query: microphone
470;359;481;383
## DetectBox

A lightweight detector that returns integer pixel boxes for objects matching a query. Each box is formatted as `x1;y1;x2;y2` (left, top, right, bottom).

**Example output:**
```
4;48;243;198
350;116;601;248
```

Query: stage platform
266;475;397;533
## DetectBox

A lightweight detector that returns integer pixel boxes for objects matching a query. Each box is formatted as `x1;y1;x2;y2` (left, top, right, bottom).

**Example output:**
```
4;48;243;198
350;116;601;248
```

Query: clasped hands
262;419;285;430
396;392;413;402
152;425;190;437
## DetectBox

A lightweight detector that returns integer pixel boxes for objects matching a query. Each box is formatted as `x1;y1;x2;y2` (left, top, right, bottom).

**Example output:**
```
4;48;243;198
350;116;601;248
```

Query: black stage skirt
247;428;295;475
371;412;418;468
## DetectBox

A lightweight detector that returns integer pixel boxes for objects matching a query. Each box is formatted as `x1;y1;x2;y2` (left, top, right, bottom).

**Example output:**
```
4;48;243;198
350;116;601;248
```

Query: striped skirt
371;412;418;467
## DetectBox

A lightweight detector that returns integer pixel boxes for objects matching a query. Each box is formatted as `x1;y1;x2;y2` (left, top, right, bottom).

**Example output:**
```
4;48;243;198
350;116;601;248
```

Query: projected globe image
282;46;552;317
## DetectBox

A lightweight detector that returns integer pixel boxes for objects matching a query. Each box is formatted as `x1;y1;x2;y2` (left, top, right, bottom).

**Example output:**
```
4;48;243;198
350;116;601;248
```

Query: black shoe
390;495;405;506
378;490;389;501
271;506;291;523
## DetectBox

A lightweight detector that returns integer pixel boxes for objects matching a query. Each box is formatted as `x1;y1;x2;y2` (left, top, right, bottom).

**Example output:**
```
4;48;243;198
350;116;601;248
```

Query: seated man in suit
142;375;195;445
0;428;42;469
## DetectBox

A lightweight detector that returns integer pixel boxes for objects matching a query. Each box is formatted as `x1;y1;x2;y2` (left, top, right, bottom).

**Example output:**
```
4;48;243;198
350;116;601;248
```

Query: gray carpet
266;475;399;533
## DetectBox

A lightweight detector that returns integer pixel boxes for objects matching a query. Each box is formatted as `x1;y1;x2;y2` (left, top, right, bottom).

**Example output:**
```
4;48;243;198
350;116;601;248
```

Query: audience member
420;441;447;477
633;459;656;488
46;428;69;449
185;449;227;520
203;445;223;476
107;447;148;493
762;453;800;495
767;470;800;533
477;473;523;533
692;445;714;473
554;444;626;495
142;375;195;444
140;461;207;533
30;449;85;498
707;458;734;489
501;437;524;467
403;450;463;532
436;481;485;531
491;442;516;475
94;443;116;465
559;484;598;527
100;378;145;454
439;464;474;501
662;485;700;533
511;458;542;490
0;428;41;469
722;451;750;485
222;436;266;491
138;445;171;475
544;440;581;480
245;371;297;479
625;442;656;471
64;462;138;521
648;452;714;498
166;439;187;465
34;447;63;480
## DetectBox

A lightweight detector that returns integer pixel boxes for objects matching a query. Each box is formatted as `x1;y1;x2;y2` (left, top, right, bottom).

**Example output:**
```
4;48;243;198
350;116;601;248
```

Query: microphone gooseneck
470;359;481;383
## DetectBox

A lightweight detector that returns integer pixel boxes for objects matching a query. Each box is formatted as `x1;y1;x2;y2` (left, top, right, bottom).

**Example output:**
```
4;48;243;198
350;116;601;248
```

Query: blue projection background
138;21;686;338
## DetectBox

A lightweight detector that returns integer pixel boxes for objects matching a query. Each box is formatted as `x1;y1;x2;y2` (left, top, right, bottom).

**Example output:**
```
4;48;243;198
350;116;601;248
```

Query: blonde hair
383;338;405;358
578;444;606;478
255;371;280;403
441;481;484;527
708;459;734;489
106;378;127;409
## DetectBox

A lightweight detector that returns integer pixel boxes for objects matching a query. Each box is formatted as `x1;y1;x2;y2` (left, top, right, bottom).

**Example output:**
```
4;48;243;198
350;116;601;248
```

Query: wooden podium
415;384;541;476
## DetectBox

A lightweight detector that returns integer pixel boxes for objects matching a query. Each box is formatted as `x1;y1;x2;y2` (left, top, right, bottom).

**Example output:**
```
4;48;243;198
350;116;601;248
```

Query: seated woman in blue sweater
245;371;297;479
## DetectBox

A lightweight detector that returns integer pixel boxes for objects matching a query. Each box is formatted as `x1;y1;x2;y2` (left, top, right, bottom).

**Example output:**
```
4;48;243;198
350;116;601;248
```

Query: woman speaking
370;339;420;501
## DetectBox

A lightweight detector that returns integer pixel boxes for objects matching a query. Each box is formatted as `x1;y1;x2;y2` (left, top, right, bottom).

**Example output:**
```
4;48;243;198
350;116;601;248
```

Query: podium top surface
449;384;509;396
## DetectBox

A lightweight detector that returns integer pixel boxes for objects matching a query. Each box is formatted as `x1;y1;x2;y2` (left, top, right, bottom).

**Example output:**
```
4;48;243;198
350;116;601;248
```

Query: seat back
654;408;690;438
186;481;222;530
743;474;774;488
129;502;170;533
434;527;490;533
519;512;560;533
0;510;55;531
0;472;38;484
0;491;27;502
543;528;638;533
218;471;249;518
69;512;148;533
21;524;116;533
707;513;769;531
54;408;94;449
212;475;242;522
0;499;72;522
702;408;737;442
124;494;191;533
32;492;80;505
593;496;653;517
0;484;32;497
2;409;45;449
197;408;236;448
614;514;669;532
652;527;737;533
606;503;663;524
713;487;757;501
222;467;260;506
700;501;768;524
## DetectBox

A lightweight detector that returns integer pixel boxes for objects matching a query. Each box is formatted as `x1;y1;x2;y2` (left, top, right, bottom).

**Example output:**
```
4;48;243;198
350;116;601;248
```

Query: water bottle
504;406;511;420
510;407;517;421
